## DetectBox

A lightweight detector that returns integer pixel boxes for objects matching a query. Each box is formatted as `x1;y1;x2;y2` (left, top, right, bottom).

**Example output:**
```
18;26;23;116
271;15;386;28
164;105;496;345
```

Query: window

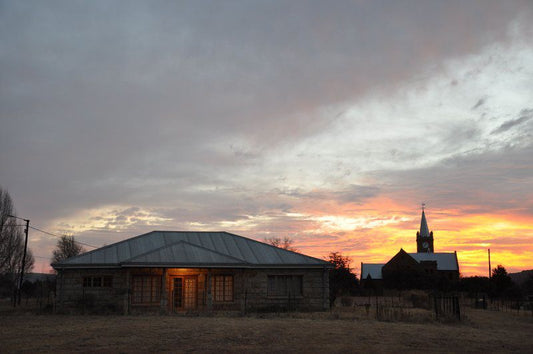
83;276;113;288
132;275;161;304
267;275;303;297
213;275;233;302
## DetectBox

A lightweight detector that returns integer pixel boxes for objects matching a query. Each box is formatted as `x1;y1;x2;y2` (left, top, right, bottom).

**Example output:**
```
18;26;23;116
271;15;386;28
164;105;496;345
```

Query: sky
1;0;532;276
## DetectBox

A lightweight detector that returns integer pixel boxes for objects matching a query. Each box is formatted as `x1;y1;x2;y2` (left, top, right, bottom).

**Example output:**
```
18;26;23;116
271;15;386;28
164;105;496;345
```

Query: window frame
82;276;113;288
131;275;161;305
83;276;92;288
213;275;234;303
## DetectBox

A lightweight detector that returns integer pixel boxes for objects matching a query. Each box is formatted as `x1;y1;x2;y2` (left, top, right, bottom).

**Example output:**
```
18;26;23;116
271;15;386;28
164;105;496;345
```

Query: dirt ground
1;307;532;353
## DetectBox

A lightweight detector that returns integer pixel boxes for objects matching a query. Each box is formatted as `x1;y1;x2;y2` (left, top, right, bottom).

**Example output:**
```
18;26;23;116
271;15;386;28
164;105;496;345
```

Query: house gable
124;240;249;267
382;249;422;275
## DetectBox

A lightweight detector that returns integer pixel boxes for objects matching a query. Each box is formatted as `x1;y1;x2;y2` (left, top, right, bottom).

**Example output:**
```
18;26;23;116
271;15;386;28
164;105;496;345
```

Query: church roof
361;251;459;280
419;210;430;237
361;263;384;280
408;252;459;271
52;231;331;269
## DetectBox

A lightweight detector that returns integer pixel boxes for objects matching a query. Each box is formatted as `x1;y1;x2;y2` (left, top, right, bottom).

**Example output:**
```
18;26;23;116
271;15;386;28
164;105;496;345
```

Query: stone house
52;231;331;314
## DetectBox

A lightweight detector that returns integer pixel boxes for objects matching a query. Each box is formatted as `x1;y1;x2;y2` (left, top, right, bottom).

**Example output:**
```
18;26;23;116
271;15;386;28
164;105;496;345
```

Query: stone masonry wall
56;268;128;314
57;267;330;314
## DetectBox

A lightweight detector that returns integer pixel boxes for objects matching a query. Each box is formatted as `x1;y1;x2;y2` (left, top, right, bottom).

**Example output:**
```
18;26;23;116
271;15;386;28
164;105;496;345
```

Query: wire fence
334;291;533;321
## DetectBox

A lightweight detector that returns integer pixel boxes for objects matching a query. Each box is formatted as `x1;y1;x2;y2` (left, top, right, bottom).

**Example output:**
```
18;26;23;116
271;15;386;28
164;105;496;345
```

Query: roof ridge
124;238;186;263
177;239;249;264
152;230;228;233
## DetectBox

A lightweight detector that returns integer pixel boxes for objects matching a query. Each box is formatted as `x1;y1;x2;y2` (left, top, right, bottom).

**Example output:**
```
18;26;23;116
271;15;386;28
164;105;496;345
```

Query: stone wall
56;268;128;314
56;266;330;314
240;268;329;312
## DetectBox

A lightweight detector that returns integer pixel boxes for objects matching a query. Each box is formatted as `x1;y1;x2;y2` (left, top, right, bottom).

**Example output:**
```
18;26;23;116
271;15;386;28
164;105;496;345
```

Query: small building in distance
52;231;332;314
361;209;459;290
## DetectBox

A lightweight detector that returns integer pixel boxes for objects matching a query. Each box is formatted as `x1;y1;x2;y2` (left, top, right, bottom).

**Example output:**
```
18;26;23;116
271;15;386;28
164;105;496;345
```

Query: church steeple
416;205;434;253
420;210;430;238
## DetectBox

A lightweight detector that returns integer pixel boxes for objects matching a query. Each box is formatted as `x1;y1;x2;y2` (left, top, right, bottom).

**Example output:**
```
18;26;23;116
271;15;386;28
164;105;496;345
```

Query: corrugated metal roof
408;252;458;271
53;231;331;269
361;263;384;280
126;240;248;267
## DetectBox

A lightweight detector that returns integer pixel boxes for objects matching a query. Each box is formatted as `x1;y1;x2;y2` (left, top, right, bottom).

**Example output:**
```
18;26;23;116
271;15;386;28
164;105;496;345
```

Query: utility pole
7;215;30;306
18;218;29;305
488;248;491;279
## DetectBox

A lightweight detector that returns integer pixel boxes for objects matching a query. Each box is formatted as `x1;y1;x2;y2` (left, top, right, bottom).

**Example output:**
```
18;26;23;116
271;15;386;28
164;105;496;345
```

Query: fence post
455;296;460;320
434;295;438;320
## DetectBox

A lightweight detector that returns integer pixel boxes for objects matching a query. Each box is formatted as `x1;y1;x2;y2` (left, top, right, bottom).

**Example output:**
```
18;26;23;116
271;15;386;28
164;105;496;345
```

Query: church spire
420;209;430;238
416;204;434;253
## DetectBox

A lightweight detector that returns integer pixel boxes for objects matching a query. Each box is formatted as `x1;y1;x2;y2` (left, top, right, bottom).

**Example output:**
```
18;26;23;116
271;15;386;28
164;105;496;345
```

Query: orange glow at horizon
281;197;533;277
39;197;533;278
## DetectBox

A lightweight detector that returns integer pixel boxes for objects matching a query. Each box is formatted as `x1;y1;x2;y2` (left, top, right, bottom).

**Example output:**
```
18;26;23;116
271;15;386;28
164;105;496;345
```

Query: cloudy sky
1;0;532;275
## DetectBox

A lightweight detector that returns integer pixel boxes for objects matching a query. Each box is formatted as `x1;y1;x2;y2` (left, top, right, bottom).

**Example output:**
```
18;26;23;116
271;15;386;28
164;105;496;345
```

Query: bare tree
265;236;298;252
52;235;85;264
0;187;34;298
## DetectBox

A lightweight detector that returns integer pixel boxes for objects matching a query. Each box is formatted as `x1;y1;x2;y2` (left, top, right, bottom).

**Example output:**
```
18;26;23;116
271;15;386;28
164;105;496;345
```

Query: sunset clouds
1;1;532;275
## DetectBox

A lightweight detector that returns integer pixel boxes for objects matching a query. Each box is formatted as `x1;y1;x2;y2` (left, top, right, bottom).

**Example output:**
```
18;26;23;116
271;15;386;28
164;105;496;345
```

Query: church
360;208;460;289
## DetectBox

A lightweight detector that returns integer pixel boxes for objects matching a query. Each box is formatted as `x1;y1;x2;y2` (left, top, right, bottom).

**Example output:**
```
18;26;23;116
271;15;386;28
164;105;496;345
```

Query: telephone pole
488;248;492;279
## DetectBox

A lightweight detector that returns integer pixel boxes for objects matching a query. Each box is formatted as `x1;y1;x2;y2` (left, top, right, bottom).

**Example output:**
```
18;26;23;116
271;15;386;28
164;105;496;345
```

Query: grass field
1;304;532;353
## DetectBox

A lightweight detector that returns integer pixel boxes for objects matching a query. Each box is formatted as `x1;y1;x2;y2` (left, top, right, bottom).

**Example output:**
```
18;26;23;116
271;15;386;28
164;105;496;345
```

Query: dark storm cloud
370;143;533;214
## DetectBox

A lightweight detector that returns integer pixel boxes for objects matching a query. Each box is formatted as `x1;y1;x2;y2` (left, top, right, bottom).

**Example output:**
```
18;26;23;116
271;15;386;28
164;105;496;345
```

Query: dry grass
1;304;532;353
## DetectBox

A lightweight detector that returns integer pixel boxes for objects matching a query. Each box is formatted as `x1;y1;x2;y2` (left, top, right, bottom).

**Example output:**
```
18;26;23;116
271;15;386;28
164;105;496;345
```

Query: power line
28;225;99;249
33;255;51;260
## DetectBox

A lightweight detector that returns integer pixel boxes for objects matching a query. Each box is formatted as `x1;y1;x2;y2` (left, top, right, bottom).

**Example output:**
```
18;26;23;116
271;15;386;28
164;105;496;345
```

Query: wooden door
183;276;197;309
173;278;183;310
173;276;197;311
